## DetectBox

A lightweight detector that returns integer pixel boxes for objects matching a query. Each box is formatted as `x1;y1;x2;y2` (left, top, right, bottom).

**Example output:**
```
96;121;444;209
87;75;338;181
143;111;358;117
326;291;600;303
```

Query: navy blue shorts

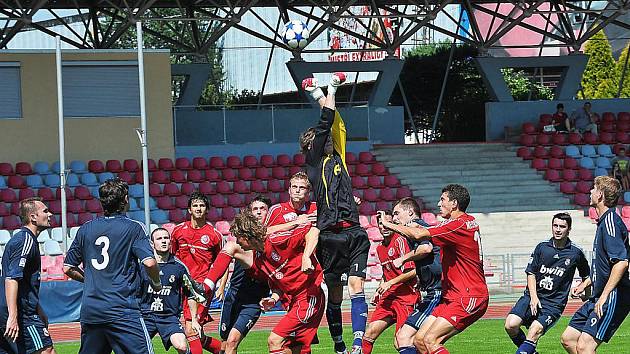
509;295;562;334
143;313;184;350
0;314;53;354
568;288;630;343
404;291;441;330
78;313;155;354
219;289;263;340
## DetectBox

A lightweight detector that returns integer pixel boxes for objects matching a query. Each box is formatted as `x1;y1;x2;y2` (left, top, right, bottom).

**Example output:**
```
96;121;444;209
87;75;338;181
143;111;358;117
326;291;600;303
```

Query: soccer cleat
330;72;347;87
183;273;207;303
350;345;362;354
302;77;319;91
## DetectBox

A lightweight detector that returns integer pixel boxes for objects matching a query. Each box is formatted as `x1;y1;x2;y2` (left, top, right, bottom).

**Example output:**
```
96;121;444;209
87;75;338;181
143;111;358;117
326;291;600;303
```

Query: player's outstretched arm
324;72;345;111
63;265;85;282
302;77;325;108
378;211;430;240
143;258;162;292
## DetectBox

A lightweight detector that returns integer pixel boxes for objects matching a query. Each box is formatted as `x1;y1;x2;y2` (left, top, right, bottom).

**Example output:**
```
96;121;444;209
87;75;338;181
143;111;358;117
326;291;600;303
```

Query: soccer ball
282;20;310;50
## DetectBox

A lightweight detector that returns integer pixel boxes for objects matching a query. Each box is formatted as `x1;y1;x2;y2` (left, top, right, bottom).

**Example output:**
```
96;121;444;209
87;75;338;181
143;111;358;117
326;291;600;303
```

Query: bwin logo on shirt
540;264;565;277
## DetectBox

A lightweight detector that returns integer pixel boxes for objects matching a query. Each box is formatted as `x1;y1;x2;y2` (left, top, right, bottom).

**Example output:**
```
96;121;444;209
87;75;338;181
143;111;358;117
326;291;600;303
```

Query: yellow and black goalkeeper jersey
305;107;359;230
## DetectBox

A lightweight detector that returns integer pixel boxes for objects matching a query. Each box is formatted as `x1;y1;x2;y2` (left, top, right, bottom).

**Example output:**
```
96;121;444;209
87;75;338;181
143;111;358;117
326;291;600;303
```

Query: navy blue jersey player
505;213;590;354
63;178;163;354
140;227;202;354
382;198;443;354
218;195;271;354
0;197;56;354
562;176;630;354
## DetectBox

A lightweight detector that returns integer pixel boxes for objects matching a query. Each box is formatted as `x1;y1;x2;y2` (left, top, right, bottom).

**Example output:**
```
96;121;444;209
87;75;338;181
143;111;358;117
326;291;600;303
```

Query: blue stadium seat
33;161;51;175
128;211;146;223
625;192;630;204
597;144;614;157
128;198;140;211
579;157;595;170
50;227;64;242
37;230;51;243
596;157;612;169
70;160;87;173
80;173;99;187
51;161;61;174
66;173;81;187
89;186;100;198
565;145;581;158
581;145;598;158
0;178;5;189
594;168;608;177
44;174;61;188
129;184;144;198
0;230;11;245
43;239;63;256
98;172;115;184
26;175;44;188
139;197;158;210
150;210;169;224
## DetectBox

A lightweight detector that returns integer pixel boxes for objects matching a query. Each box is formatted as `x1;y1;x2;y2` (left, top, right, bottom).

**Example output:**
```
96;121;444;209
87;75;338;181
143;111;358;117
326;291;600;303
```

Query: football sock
516;340;537;354
361;337;374;354
269;350;284;354
204;251;232;292
398;347;417;354
430;346;450;354
187;335;203;354
509;329;526;347
201;335;222;353
350;293;368;347
326;301;346;353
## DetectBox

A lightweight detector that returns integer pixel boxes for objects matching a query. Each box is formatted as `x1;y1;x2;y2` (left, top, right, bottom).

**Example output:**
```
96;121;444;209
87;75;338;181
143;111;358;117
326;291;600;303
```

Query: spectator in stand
611;147;630;191
570;102;598;135
552;103;570;133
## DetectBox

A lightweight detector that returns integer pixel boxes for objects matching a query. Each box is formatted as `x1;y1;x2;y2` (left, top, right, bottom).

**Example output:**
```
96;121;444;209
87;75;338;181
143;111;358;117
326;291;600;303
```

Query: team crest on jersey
271;251;281;262
169;275;175;283
201;235;210;244
283;212;298;222
275;272;284;279
43;328;49;337
388;248;395;257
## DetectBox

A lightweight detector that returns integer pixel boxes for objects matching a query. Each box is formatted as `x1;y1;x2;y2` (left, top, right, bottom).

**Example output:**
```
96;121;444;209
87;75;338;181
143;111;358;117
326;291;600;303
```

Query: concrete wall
486;98;630;141
0;50;174;164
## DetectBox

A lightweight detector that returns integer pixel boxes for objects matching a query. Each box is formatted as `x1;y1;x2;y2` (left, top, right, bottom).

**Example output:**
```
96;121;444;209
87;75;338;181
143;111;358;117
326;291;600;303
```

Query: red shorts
182;300;212;325
273;287;325;349
370;297;416;331
431;295;488;331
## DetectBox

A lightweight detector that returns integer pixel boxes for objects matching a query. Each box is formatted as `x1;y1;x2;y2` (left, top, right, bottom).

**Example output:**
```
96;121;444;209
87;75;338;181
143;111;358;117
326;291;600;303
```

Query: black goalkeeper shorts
316;225;369;287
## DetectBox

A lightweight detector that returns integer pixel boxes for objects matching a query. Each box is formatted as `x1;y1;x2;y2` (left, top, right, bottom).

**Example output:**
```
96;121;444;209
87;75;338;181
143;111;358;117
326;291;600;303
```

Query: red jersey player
171;192;224;354
380;184;489;354
362;211;418;354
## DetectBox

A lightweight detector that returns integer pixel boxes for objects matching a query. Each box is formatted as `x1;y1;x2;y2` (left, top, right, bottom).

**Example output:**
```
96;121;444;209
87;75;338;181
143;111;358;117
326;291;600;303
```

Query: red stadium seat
367;176;382;188
379;188;396;201
619;112;630;122
117;171;134;185
78;212;93;225
123;159;140;172
0;203;9;217
198;181;216;195
186;170;204;183
15;162;33;175
359;215;370;228
105;160;123;173
260;155;275;167
371;163;388;176
271;167;286;180
158;158;175;171
622;206;630;218
355;164;370;176
210;195;227;208
170;170;186;183
516;147;532;159
544;169;561;182
65;200;83;214
0;163;13;176
346;152;358;165
209;157;225;169
352;176;367;189
375;201;390;211
383;175;401;188
227;194;245;207
238;168;255;181
359;202;375;215
18;188;35;201
206;169;220;182
536;133;552;146
251;180;266;193
531;158;546;170
519;134;535;147
221;207;236;221
49;200;62;214
10;202;19;216
616;132;630;144
37;188;55;201
192;157;208;170
233;181;250;194
363;189;378;202
279;192;290;203
562;169;578;182
588;207;599;222
255;167;270;180
574;193;590;206
533;146;549;158
576;181;592;194
288;166;302;177
88;160;105;173
599;132;614;144
366;227;383;242
568;133;582;145
276;154;292;167
1;189;17;203
539;114;553;126
135;172;144;184
601;121;615;133
243;155;258;168
583;132;598;145
175;158;192;170
222;169;238;182
149;183;162;197
548;158;563;170
549;146;565;159
578;168;594;181
216;181;232;195
421;212;438;226
602;112;615;122
180;182;195;196
215;220;231;235
3;215;20;230
8;175;26;189
552;133;568;146
151;170;169;184
74;186;91;200
618;121;630;132
268;180;284;193
522;122;537;134
163;183;181;197
293;154;306;166
359;152;375;164
396;187;412;199
168;209;186;224
174;195;189;209
564;157;578;170
226;156;242;169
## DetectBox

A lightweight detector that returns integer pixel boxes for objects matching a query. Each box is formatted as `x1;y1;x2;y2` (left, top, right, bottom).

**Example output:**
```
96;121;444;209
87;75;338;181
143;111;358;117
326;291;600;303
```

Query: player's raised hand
4;316;18;342
260;297;277;312
301;255;314;274
529;295;541;316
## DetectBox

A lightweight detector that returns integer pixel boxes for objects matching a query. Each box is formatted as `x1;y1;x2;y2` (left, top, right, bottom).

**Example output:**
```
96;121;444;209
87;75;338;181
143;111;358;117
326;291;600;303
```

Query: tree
501;68;554;101
579;30;615;99
596;42;630;98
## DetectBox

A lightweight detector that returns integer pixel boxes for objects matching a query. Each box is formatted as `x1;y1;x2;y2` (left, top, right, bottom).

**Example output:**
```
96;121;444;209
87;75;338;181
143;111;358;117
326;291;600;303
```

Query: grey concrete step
390;162;532;174
380;156;524;165
404;179;552;190
412;184;560;198
400;172;541;184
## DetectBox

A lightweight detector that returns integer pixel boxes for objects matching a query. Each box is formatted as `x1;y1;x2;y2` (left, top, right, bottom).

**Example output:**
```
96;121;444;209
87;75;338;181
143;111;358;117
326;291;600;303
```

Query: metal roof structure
0;1;628;56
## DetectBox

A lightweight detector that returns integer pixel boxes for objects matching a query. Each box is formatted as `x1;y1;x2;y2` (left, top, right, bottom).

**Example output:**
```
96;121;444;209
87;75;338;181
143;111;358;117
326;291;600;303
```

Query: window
0;63;22;118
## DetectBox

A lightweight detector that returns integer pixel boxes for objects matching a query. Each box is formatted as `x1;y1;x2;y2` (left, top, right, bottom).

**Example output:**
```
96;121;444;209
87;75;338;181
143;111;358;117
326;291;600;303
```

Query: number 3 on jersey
91;235;110;270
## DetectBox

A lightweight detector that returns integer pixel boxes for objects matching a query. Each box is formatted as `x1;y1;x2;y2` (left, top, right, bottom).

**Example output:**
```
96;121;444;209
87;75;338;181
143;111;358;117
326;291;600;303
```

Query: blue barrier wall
485;98;630;141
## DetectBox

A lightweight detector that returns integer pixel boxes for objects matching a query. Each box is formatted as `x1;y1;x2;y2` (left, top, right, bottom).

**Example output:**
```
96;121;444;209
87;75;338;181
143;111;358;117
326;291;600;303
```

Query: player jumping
505;212;589;354
380;184;488;354
301;72;370;354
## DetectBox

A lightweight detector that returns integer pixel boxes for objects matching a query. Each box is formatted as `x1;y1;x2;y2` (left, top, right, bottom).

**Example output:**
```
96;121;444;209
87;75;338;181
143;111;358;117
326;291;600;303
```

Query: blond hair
594;176;621;208
290;171;311;190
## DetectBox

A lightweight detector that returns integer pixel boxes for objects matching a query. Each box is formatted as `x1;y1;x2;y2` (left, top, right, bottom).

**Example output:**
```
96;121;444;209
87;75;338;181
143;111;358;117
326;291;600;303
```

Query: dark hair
249;194;272;209
150;227;170;241
188;191;209;209
442;184;470;212
584;102;591;106
20;197;43;225
556;103;564;109
552;212;572;229
392;197;421;217
99;178;129;216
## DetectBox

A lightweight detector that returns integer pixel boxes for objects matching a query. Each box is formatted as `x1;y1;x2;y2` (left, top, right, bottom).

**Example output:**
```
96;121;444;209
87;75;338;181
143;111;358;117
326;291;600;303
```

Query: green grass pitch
51;317;629;353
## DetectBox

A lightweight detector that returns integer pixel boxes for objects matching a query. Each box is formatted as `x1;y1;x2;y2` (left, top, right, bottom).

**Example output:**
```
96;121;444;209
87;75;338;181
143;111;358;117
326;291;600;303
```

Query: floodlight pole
55;36;68;251
137;21;151;232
